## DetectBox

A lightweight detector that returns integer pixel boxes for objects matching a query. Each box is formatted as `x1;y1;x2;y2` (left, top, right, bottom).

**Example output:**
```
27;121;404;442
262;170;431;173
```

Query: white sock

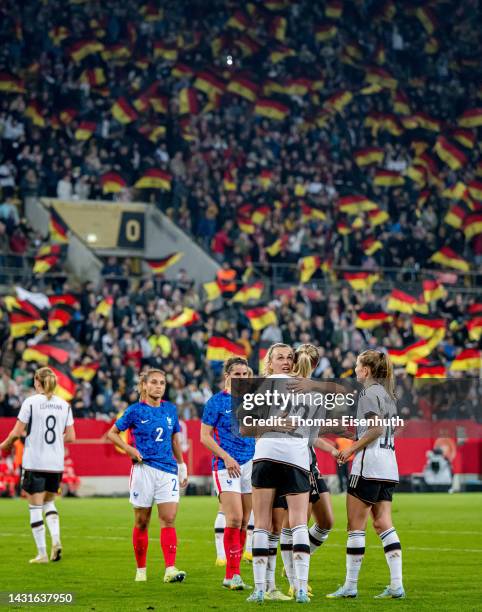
380;528;403;590
309;524;330;554
280;528;295;589
266;532;279;591
252;528;269;592
43;501;61;546
292;524;310;593
214;511;226;560
344;530;365;590
29;505;46;556
246;510;254;554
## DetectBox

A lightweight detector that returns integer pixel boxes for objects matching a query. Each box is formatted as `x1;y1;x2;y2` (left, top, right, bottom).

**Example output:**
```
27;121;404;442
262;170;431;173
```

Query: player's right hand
127;446;143;463
224;455;241;478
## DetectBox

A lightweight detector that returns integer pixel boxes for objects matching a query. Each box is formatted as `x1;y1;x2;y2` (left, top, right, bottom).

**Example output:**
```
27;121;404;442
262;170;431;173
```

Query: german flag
8;310;45;338
444;205;466;229
405;165;427;187
236;34;261;58
457;108;482;128
250;206;269;225
95;297;113;318
245;307;277;331
325;90;352;113
100;172;127;194
412;315;446;339
355;311;392;329
338;195;377;214
203;281;222;301
415;363;446;379
138;125;166;143
354;147;384;167
135;169;172;190
413;112;441;133
337;221;352;235
365;66;397;89
254;99;290;121
72;362;99;382
70;39;103;63
25;101;45;127
388;339;432;366
442;181;468;201
0;72;25;93
368;208;390;227
227;9;250;30
299;256;321;283
416;6;437;34
226;76;258;102
74;121;96;141
49;294;79;307
163;308;200;329
223;170;236;192
111;98;138;124
284;78;312;97
467;317;482;342
206;336;247;361
153;41;178;61
434;136;467;171
101;44;130;62
449;349;481;371
33;246;60;275
387;290;418;314
60;108;78;125
344;272;379;291
49;26;69;46
80;68;105;87
266;235;289;257
373;169;404;187
430;247;470;272
269;45;296;63
48;304;74;335
362;237;383;256
467;303;482;316
140;2;164;22
178;88;198;115
232;281;264;304
463;213;482;241
468;180;482;202
194;71;225;97
423;280;445;303
393;90;410;115
146;253;183;275
49;208;69;243
326;0;343;19
301;205;326;222
264;0;289;10
315;24;337;42
259;170;274;189
451;129;476;149
238;216;255;234
172;63;194;79
22;342;71;366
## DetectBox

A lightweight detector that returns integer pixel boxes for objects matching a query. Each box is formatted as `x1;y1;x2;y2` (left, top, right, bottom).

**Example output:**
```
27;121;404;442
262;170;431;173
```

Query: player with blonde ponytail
0;367;76;564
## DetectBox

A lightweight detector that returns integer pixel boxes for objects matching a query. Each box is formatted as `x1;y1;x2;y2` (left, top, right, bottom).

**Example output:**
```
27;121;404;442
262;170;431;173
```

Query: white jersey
18;393;74;472
350;383;399;482
253;374;311;472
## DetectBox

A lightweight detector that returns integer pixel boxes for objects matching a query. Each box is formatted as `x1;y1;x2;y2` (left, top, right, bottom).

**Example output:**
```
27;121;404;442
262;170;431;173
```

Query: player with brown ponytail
327;350;404;600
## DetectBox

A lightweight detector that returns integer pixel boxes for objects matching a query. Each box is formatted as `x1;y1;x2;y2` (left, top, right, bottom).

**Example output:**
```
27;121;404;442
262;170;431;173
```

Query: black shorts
252;460;310;498
347;474;396;505
309;471;329;504
22;470;63;495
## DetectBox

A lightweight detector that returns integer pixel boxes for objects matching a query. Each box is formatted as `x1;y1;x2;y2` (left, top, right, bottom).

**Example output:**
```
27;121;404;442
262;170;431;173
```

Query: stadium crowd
0;0;481;422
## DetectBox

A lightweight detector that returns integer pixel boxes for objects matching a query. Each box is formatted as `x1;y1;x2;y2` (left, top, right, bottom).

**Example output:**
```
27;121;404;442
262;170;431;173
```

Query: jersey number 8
45;415;57;445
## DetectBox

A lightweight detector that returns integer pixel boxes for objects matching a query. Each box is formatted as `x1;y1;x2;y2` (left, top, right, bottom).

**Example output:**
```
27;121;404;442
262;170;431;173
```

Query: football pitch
0;494;481;611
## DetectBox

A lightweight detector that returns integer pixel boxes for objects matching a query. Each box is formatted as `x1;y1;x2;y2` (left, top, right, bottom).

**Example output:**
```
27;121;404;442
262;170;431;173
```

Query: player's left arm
172;430;188;489
0;419;27;452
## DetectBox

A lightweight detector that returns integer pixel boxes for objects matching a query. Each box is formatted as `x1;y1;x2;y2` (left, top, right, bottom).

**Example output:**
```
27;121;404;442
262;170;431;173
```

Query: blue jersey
202;391;255;471
116;401;181;475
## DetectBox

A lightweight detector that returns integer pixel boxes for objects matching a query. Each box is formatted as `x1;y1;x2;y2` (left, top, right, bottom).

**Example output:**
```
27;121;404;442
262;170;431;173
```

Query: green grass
0;494;481;611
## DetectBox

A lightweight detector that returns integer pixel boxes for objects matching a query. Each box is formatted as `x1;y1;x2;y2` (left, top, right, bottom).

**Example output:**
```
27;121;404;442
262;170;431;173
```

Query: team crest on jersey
166;416;172;427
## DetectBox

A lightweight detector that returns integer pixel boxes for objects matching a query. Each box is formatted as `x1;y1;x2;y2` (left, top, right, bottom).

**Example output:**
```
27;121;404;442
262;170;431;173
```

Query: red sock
160;527;177;568
224;527;242;579
240;528;247;552
132;527;148;569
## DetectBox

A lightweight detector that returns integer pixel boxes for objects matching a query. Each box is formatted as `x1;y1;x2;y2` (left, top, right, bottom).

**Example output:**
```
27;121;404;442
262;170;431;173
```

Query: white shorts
213;459;252;496
129;463;179;507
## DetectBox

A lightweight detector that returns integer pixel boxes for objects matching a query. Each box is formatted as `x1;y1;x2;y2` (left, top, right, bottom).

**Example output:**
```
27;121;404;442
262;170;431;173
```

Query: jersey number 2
155;427;164;442
45;415;56;445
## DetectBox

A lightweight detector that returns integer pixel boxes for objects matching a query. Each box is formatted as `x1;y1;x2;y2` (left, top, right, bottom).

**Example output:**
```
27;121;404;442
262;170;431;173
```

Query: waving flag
412;316;446;339
449;349;481;371
434;136;467;170
203;281;222;301
254;99;290;120
72;362;100;382
164;308;200;329
111;98;138;124
49;209;69;243
100;172;126;194
135;169;172;190
463;213;482;241
227;76;258;102
206;336;247;361
23;342;71;366
146;253;183;274
48;304;74;335
245;307;277;331
344;272;379;291
457;108;482;128
355;311;392;329
299;256;321;283
338;195;377;214
430;247;470;272
423;280;445;303
75;121;96;140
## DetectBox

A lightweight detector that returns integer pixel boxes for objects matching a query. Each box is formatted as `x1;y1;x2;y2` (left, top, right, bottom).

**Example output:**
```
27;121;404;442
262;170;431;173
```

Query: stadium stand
0;0;481;429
